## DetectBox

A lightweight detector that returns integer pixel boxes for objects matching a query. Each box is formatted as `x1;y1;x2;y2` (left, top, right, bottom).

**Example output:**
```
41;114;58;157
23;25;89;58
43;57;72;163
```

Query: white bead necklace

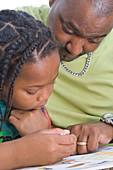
60;52;91;76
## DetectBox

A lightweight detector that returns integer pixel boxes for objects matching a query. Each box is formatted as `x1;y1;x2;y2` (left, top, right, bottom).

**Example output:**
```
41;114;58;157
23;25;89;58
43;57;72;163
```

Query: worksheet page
18;145;113;170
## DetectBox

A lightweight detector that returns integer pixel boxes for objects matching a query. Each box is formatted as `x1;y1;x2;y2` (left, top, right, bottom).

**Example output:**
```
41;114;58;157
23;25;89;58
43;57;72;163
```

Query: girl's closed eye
26;90;39;95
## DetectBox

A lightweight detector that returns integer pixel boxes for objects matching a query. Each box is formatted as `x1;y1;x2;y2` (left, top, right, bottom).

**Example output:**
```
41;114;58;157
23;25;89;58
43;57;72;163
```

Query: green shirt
0;101;20;143
16;5;49;26
17;5;113;129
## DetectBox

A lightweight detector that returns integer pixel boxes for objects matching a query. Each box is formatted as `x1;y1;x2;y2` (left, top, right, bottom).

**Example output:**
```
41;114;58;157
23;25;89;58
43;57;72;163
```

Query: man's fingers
88;132;99;152
76;128;99;154
77;132;88;154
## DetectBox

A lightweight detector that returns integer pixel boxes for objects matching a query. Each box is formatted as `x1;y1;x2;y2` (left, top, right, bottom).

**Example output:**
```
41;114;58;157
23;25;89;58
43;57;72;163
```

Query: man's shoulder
16;5;50;25
96;28;113;53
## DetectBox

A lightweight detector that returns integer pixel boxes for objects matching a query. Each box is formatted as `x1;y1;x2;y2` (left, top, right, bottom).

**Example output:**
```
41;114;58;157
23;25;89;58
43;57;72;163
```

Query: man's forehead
58;0;92;17
56;0;113;16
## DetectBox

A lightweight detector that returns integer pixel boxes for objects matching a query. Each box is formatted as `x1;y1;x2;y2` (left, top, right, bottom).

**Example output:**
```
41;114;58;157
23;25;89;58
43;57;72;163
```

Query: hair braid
0;9;59;129
4;42;37;118
0;54;12;100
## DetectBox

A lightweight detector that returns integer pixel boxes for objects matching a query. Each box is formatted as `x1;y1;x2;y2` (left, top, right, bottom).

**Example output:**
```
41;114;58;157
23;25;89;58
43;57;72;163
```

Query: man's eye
62;24;74;35
88;38;100;44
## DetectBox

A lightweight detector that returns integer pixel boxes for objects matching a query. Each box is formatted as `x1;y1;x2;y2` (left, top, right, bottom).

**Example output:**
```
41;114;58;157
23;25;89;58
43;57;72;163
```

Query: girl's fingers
10;110;23;120
40;128;70;135
9;115;20;127
54;134;76;145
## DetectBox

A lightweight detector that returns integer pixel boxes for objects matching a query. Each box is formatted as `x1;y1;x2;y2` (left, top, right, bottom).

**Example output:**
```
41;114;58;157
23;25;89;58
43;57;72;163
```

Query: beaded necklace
60;52;91;76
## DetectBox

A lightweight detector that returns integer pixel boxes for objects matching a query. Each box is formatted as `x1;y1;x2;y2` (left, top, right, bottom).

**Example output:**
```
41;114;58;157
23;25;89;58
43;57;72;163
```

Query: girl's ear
49;0;56;7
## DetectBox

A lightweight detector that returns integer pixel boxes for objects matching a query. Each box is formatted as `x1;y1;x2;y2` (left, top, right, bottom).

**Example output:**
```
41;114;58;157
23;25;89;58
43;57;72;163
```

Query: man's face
48;0;113;61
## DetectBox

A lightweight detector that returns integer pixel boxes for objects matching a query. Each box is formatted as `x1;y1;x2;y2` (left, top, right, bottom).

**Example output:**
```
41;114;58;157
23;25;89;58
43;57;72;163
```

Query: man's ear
49;0;56;7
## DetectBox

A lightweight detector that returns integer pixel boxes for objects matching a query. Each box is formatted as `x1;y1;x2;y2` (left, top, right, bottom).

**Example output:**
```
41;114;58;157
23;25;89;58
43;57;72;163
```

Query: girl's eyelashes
25;80;55;95
26;90;37;95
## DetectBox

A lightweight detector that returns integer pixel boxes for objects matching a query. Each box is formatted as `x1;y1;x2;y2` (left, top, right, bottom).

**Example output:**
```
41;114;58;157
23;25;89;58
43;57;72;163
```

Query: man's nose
66;36;85;56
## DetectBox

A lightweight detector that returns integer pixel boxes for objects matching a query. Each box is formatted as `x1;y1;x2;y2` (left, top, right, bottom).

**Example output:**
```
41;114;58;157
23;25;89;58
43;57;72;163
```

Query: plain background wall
0;0;49;10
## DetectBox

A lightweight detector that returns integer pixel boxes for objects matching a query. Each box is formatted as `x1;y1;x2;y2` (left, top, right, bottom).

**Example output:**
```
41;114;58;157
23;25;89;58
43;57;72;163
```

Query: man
17;0;113;154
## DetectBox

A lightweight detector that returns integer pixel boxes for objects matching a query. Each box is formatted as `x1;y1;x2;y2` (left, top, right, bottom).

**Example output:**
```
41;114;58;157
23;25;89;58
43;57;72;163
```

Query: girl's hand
9;109;49;136
0;128;77;169
17;128;76;167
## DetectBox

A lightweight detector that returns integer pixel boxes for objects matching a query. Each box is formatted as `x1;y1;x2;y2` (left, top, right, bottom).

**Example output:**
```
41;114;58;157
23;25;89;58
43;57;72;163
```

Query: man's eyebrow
69;22;107;38
89;34;107;39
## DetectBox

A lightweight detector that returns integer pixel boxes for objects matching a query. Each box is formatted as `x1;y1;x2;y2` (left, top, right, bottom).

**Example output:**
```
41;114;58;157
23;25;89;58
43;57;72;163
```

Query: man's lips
59;47;85;61
60;46;84;56
64;47;72;55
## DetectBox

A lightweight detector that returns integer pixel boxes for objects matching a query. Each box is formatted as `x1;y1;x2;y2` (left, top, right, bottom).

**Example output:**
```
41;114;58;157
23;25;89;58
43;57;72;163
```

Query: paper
18;146;113;170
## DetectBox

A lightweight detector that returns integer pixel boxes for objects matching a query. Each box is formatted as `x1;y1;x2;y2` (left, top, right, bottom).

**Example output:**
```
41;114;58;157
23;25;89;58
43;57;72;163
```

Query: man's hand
67;121;113;154
9;109;49;136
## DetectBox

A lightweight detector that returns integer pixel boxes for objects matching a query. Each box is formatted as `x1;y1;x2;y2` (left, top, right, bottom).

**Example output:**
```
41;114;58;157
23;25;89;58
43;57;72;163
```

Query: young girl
0;9;76;169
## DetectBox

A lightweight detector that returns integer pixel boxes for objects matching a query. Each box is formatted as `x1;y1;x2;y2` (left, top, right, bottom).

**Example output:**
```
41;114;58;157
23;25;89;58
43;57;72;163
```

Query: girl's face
3;50;60;111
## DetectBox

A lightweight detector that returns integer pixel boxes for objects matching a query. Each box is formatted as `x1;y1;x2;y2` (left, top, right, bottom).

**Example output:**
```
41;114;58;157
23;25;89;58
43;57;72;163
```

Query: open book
19;145;113;170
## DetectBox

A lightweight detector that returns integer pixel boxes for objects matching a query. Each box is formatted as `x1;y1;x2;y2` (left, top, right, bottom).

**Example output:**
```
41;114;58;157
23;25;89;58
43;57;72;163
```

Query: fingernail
59;133;66;135
63;130;70;134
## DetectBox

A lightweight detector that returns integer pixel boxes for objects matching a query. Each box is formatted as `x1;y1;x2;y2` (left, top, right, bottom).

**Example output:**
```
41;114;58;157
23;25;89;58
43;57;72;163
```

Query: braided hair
0;9;59;130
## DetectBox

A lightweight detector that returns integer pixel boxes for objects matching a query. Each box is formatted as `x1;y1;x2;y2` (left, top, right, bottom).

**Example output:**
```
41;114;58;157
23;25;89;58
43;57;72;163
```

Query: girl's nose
37;84;53;104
